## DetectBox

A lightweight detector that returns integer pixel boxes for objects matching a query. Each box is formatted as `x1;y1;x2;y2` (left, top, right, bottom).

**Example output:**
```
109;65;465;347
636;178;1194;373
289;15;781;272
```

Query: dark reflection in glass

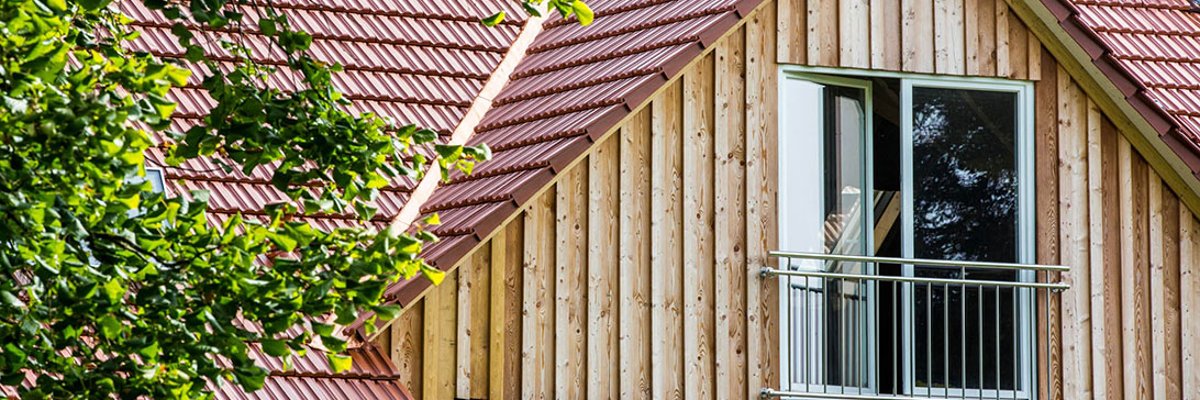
911;87;1018;266
910;87;1021;393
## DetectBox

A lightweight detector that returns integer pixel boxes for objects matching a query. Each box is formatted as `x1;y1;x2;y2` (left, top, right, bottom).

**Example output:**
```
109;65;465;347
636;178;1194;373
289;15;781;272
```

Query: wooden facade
373;0;1200;399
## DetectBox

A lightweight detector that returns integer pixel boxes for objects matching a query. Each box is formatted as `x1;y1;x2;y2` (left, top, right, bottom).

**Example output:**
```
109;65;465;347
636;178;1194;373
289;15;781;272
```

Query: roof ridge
385;12;548;237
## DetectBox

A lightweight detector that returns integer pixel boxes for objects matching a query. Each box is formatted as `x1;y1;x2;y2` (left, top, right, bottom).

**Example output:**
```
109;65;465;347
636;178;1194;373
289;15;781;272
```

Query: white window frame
778;72;877;397
777;65;1039;400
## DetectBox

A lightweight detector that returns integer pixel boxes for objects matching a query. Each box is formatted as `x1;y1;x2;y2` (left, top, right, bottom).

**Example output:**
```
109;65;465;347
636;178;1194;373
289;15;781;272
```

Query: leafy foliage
0;0;587;398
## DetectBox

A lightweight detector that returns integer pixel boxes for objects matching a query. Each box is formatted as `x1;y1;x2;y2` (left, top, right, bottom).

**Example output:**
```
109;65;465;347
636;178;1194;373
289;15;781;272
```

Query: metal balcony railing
759;251;1069;400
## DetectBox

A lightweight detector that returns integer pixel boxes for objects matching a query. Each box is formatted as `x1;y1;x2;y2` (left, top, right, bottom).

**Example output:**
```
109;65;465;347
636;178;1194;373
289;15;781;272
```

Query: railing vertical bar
803;275;809;393
978;284;984;399
840;276;846;395
786;257;794;390
994;286;1000;400
961;282;966;398
943;283;949;399
1012;287;1018;400
926;282;932;397
893;279;898;396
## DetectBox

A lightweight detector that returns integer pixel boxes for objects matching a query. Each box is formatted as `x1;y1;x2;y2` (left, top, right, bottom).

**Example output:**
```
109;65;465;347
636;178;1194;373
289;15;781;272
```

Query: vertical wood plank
1028;37;1042;80
651;80;685;400
776;0;806;64
456;248;491;399
871;0;902;70
1151;174;1183;400
840;0;869;68
995;2;1011;78
1035;52;1063;400
555;165;588;400
934;0;965;74
392;304;424;398
588;135;620;400
522;192;556;400
1163;183;1183;400
745;6;779;398
1120;136;1154;400
489;221;523;400
808;0;838;66
684;53;717;400
620;110;654;400
714;30;748;400
971;0;997;76
902;0;934;72
1057;69;1093;400
1181;209;1200;398
1095;115;1125;400
423;272;458;400
1007;11;1029;79
1086;100;1110;400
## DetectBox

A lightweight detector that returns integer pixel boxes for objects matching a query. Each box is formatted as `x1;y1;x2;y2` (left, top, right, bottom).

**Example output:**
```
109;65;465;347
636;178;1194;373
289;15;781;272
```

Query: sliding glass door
901;79;1035;399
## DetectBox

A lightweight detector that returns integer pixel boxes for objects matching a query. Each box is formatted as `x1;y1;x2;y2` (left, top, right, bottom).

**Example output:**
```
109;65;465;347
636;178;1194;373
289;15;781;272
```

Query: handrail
760;268;1070;291
769;250;1070;272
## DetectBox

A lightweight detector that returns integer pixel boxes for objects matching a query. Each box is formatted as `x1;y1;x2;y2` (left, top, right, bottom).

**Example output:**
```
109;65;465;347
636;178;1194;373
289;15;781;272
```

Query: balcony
760;251;1068;400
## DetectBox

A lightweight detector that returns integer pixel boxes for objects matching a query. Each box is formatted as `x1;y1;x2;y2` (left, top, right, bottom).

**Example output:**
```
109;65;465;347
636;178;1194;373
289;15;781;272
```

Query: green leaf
481;11;506;27
98;316;122;339
572;1;594;26
103;279;126;304
327;353;352;373
372;304;403;321
260;339;290;357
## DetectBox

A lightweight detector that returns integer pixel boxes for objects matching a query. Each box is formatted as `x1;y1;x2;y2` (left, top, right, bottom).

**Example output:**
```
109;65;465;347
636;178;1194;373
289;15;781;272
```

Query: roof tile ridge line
386;14;547;234
127;20;509;53
542;0;677;29
235;0;527;26
529;5;736;54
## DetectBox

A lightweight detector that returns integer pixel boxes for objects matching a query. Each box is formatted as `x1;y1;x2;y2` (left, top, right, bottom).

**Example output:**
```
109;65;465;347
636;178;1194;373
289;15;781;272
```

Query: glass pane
909;86;1021;394
780;79;873;393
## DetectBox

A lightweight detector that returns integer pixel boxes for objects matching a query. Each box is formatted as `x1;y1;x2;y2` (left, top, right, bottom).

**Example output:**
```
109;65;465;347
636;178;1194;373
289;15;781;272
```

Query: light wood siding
374;1;1200;399
1035;56;1198;400
779;0;1040;78
373;13;776;399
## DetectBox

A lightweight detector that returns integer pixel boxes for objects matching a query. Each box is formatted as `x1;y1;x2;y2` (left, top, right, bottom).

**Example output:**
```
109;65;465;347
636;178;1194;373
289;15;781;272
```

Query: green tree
0;0;589;398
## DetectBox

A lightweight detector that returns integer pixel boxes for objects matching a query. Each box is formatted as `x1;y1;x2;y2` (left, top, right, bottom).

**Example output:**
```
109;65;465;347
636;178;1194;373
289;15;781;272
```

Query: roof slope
383;0;764;306
128;0;528;231
122;0;528;398
1046;0;1200;174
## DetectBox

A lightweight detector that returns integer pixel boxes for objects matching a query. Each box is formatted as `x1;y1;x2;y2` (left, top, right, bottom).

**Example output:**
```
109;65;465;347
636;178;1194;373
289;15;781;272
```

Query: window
778;70;1035;398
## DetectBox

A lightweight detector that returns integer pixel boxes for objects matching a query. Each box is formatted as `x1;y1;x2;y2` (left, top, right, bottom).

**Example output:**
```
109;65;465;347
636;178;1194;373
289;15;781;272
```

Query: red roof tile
121;0;765;396
1047;0;1200;173
380;0;764;307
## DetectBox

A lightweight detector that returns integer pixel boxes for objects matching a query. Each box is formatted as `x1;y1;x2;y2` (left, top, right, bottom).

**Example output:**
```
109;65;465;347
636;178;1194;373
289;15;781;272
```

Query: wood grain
651;81;685;400
714;29;748;400
745;7;779;398
587;134;620;400
555;164;588;400
683;52;717;400
619;110;653;400
422;271;458;400
1057;68;1093;399
489;221;523;400
522;191;556;400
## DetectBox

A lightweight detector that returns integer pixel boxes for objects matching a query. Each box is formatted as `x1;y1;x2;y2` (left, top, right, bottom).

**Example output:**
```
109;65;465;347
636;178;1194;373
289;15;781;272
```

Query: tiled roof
2;344;410;400
1045;0;1200;174
119;0;764;396
383;0;764;306
210;344;412;400
128;0;527;229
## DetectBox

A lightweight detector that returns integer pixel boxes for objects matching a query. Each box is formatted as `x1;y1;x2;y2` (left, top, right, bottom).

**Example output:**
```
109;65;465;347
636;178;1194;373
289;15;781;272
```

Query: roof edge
1011;0;1200;214
388;14;547;231
374;0;773;323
